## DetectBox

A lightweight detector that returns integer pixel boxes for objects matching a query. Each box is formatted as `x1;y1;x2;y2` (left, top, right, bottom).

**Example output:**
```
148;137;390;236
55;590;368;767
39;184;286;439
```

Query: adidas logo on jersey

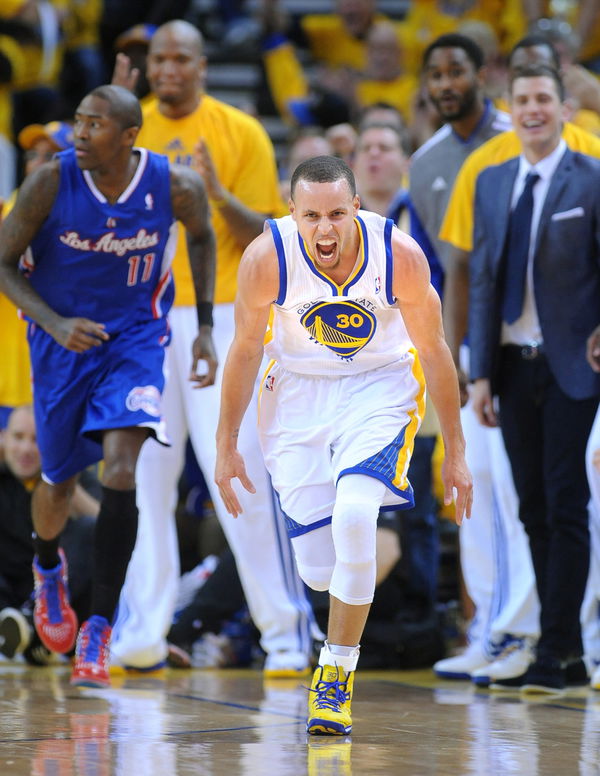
432;176;447;191
166;138;184;151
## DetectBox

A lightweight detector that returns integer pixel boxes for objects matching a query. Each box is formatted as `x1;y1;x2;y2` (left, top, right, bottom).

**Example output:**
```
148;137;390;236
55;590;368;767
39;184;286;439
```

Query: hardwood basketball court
0;663;597;775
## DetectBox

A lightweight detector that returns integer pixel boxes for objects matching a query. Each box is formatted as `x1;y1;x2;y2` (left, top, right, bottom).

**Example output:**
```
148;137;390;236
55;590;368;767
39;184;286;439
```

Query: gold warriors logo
300;300;376;360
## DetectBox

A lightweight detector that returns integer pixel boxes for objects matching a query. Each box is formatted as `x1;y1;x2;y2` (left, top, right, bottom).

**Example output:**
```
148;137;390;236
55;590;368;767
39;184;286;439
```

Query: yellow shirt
137;95;283;305
439;122;600;252
301;13;396;70
0;191;32;406
398;0;527;76
355;73;418;124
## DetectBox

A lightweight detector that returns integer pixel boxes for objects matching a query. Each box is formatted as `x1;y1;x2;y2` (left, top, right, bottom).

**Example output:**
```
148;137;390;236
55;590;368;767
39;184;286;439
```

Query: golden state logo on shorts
300;300;376;360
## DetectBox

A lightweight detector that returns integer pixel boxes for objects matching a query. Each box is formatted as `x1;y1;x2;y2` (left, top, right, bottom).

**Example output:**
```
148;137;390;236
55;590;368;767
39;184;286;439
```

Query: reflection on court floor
0;664;598;775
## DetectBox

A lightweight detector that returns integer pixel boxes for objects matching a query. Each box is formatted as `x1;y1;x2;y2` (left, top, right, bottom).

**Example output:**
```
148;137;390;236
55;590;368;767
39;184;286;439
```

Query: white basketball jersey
264;210;413;376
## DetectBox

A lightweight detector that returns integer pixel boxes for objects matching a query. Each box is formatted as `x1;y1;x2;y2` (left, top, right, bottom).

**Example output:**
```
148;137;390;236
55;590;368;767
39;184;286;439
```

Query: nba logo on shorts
126;385;161;416
265;375;275;391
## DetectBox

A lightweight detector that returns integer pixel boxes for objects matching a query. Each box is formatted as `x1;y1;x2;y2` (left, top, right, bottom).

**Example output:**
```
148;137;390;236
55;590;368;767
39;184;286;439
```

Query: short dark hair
290;155;356;199
357;121;411;156
87;85;143;130
510;63;565;101
509;35;560;69
423;33;484;70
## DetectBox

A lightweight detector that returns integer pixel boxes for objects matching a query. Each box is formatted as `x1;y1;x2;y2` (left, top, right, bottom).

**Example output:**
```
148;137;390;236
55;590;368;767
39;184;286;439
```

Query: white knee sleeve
292;524;336;591
329;475;387;606
295;561;334;592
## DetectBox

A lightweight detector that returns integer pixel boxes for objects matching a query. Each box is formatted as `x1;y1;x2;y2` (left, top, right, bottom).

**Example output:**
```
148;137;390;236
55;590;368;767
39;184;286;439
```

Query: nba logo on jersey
265;374;275;392
106;217;117;228
145;193;154;210
374;276;381;294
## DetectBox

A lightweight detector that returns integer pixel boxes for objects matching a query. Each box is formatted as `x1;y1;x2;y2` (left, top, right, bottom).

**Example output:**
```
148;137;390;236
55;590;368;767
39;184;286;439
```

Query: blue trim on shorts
267;219;288;305
284;513;333;538
337;466;415;509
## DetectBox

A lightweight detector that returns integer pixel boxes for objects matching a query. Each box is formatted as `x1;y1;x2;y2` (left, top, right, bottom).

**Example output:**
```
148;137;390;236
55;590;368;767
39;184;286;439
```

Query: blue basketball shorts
28;317;170;484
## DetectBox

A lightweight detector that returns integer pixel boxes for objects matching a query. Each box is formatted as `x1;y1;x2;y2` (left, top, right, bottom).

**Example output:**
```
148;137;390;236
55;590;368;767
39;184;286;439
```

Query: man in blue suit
469;63;600;694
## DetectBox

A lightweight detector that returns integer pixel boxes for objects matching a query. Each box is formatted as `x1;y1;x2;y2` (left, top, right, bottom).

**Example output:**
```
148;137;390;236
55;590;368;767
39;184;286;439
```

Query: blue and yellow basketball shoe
307;663;354;735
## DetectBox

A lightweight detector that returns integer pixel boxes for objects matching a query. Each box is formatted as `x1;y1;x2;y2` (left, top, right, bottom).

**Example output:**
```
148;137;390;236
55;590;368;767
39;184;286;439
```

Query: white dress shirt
501;137;567;346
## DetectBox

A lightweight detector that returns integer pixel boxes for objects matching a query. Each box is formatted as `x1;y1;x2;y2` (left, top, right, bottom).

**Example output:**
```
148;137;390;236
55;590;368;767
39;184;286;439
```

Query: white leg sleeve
329;474;387;606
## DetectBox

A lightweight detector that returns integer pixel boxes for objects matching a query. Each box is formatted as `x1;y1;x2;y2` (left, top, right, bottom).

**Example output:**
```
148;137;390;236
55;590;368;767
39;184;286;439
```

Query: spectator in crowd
0;120;74;435
407;35;537;688
278;127;333;201
0;405;97;665
469;63;600;693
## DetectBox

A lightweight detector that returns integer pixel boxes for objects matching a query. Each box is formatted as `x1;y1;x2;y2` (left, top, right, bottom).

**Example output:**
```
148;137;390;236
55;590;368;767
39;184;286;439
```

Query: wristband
196;301;213;327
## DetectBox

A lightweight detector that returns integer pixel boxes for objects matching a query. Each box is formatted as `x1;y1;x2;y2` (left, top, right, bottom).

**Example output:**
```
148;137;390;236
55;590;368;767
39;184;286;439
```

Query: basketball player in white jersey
215;156;472;736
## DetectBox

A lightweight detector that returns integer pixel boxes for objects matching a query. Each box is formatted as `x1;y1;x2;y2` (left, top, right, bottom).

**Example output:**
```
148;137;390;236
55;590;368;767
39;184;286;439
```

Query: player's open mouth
316;240;337;262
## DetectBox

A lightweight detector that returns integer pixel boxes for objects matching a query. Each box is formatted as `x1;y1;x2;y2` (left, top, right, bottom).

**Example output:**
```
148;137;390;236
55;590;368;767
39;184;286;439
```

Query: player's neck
158;90;202;120
89;151;141;204
451;96;487;140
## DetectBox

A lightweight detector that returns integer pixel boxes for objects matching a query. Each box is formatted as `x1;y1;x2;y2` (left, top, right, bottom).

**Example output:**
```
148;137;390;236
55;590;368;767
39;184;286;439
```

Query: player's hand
215;447;256;517
189;326;218;388
192;139;227;203
111;52;140;93
50;317;109;352
471;378;497;427
586;325;600;373
441;453;473;527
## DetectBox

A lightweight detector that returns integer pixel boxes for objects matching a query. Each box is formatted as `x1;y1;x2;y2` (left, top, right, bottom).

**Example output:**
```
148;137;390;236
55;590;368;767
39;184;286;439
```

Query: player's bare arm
392;229;473;525
215;231;279;517
192;139;271;247
0;162;110;353
170;164;218;387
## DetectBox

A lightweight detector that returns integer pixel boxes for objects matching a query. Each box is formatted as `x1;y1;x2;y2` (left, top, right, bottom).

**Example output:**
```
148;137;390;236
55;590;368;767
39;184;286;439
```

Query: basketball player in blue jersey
215;155;472;736
0;84;216;688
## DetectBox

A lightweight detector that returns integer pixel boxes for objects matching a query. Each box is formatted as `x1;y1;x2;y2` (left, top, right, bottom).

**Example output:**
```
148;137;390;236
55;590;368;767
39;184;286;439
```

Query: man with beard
408;34;540;686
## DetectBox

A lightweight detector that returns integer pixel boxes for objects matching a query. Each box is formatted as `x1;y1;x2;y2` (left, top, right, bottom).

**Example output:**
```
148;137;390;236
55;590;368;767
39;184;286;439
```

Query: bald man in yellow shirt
110;20;319;676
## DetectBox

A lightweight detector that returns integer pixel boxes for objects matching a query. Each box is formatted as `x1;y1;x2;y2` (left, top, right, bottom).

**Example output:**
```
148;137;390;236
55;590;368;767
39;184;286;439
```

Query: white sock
319;640;360;673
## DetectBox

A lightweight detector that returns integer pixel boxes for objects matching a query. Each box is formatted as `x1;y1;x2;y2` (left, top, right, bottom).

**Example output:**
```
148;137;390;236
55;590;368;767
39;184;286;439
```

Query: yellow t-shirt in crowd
137;94;283;305
398;0;527;76
301;13;396;70
355;73;418;124
0;191;32;407
439;122;600;252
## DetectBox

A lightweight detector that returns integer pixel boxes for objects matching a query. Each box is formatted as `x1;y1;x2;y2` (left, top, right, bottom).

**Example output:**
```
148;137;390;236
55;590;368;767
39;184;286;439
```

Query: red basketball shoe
70;616;112;688
33;548;78;653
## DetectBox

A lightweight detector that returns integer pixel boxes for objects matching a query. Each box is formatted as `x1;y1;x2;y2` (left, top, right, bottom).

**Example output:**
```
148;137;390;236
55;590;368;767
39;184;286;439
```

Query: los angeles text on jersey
59;229;160;257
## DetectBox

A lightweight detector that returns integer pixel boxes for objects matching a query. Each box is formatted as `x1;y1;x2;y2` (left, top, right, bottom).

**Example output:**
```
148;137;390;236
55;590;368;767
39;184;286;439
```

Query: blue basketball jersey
24;147;177;333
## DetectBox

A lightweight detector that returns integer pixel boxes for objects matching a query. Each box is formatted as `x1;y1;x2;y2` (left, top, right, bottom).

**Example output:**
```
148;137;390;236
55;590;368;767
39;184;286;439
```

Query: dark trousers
497;347;599;659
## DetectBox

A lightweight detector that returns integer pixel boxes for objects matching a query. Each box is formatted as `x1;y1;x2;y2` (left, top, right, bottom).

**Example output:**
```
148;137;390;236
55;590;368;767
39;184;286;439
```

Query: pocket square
551;206;584;221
